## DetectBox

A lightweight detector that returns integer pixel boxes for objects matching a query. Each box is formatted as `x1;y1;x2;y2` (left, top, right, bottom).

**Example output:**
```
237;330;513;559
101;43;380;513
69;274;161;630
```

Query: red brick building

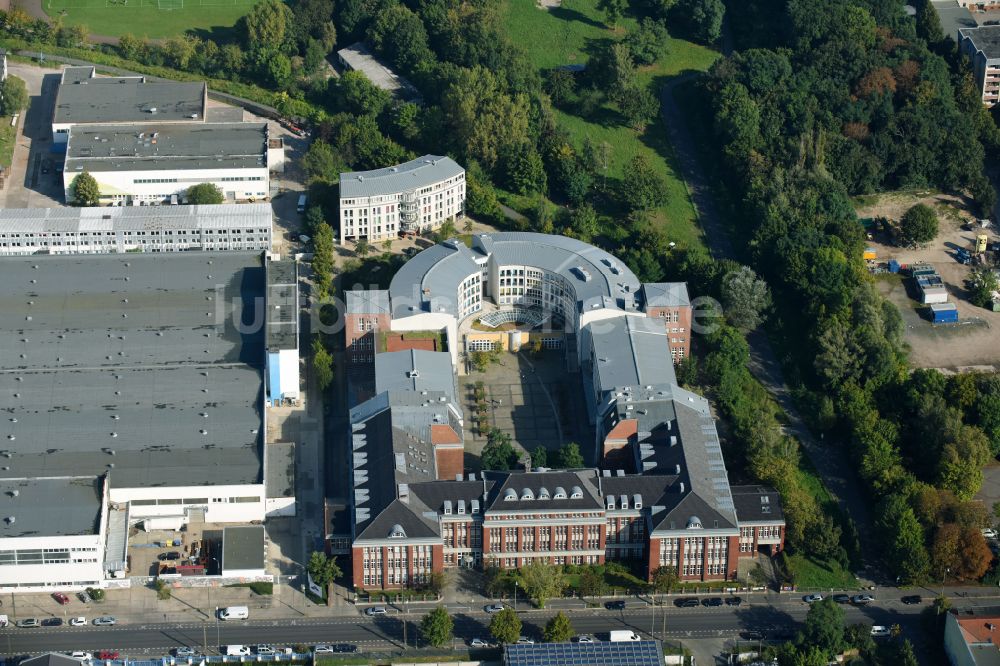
345;290;390;365
641;282;693;363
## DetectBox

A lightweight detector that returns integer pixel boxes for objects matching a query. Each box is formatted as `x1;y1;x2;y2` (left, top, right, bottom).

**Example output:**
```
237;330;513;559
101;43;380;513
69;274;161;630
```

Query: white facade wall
0;533;105;592
276;349;300;399
339;173;465;244
63;166;270;204
0;225;271;256
109;483;266;525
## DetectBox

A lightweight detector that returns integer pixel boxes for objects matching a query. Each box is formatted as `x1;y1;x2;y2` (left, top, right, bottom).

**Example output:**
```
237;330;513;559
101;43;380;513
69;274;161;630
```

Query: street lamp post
214;606;220;653
513;581;518;612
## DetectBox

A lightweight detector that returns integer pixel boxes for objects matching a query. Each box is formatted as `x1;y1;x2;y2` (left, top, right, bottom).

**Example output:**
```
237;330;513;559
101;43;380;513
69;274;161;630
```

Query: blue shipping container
930;303;958;323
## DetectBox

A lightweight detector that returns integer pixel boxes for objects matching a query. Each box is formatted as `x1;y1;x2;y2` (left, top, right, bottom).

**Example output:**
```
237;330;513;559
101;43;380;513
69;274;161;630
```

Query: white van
225;645;251;656
297;194;307;214
219;606;249;620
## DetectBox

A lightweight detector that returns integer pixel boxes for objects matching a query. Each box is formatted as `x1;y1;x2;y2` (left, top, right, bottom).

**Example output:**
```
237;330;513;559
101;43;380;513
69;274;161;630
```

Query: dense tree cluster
701;0;1000;585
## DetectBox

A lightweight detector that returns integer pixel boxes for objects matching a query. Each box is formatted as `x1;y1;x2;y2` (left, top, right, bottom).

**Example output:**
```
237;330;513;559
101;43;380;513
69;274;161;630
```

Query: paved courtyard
462;351;591;466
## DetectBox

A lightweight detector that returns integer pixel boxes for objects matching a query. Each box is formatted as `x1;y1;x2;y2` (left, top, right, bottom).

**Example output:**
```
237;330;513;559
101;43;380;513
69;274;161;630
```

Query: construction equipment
977;234;989;254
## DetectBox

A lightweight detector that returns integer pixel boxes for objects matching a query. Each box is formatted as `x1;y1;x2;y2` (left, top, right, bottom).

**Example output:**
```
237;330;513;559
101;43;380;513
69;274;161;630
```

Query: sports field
44;0;261;39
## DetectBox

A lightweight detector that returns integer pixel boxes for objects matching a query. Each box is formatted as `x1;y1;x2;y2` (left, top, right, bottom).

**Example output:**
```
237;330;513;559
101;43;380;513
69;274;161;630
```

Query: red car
52;592;70;605
97;651;119;660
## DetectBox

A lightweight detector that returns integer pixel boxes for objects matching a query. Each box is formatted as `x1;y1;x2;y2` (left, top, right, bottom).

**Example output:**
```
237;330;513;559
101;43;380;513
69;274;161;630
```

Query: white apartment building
63;123;276;205
0;204;272;255
959;26;1000;106
338;155;465;244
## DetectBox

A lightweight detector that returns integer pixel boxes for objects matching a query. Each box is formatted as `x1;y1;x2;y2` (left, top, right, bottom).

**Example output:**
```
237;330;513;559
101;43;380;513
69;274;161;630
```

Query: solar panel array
504;641;663;666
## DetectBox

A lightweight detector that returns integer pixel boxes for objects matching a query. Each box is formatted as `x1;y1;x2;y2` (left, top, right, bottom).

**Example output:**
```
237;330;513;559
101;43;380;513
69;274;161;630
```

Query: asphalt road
3;596;993;657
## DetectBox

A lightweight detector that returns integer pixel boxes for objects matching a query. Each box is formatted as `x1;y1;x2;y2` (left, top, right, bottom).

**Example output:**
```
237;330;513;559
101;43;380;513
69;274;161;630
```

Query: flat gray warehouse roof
0;252;265;488
65;123;268;173
0;204;272;234
340;156;463;199
222;525;266;571
0;477;102;538
266;259;297;350
54;72;206;125
959;25;1000;59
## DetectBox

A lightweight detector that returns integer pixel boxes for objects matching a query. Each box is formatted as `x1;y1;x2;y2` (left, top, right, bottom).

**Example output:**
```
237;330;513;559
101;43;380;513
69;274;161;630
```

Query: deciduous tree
481;428;517;470
312;338;334;391
899;204;938;247
720;266;771;331
419;606;453;647
517;560;566;608
557;442;584;468
543;612;574;642
186;183;224;205
489;607;521;644
621;154;668;211
799;598;845;657
0;76;28;115
241;0;293;51
71;172;100;206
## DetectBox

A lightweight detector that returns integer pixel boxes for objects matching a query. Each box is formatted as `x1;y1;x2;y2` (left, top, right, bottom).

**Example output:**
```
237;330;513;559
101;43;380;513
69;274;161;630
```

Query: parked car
364;606;387;616
77;591;92;603
16;619;40;628
42;618;64;627
174;648;197;657
901;595;923;605
832;594;851;604
870;625;891;637
983;528;998;539
97;651;119;660
725;597;743;606
574;635;596;643
52;592;70;605
740;630;765;641
852;594;875;605
674;598;700;608
802;594;824;604
605;600;626;611
312;646;334;655
485;604;506;614
70;617;87;627
254;645;275;655
158;551;181;561
93;616;117;626
69;652;92;661
469;638;490;648
702;597;723;607
331;644;357;654
516;637;535;645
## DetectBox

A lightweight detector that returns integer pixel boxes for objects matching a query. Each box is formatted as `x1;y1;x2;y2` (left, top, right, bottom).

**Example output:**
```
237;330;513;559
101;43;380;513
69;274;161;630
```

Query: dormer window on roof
554;487;567;499
520;488;534;500
686;516;703;529
504;488;517;501
570;486;583;499
388;524;407;538
538;487;550;499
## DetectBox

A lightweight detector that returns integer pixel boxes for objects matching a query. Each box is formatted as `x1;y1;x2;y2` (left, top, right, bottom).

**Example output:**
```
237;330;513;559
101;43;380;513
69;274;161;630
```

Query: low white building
52;66;206;145
63;123;276;205
0;204;272;255
339;155;465;244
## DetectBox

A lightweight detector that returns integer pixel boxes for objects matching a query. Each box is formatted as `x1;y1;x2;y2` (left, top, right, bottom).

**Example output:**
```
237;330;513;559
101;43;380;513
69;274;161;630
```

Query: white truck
608;630;641;642
224;646;251;656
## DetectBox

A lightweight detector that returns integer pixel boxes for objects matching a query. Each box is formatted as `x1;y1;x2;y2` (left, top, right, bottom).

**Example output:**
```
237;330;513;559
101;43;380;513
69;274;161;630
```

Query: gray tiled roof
483;470;603;512
340;156;463;199
0;477;102;538
731;485;784;523
589;316;676;397
641;282;690;307
375;350;456;404
347;289;390;315
389;233;643;319
0;203;272;234
64;123;268;173
54;71;206;125
960;25;1000;60
0;252;264;488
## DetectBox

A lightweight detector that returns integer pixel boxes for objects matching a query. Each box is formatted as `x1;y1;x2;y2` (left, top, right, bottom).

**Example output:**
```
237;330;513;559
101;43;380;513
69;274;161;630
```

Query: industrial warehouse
0;251;297;592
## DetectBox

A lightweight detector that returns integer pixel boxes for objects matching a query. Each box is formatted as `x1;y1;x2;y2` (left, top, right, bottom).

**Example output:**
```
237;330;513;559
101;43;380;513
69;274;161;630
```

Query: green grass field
44;0;260;39
503;0;720;253
0;117;16;169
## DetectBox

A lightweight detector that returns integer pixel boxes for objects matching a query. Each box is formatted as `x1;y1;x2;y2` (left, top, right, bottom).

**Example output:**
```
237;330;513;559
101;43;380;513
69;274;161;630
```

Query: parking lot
128;523;223;578
857;191;1000;370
